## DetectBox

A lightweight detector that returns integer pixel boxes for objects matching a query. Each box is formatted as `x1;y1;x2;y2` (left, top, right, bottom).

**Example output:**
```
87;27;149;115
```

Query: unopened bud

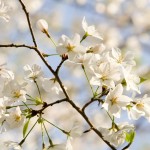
36;19;48;33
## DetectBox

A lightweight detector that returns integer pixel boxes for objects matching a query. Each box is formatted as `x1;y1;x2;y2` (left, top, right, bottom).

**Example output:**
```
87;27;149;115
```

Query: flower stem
19;119;38;146
82;64;95;96
43;122;53;146
34;80;42;101
43;118;68;134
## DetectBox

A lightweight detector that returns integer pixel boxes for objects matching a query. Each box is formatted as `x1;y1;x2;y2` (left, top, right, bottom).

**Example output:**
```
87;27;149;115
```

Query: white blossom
82;17;103;40
99;122;135;147
24;64;43;81
102;84;132;118
42;78;62;95
110;48;136;67
90;62;120;88
56;34;85;60
0;141;22;150
5;107;25;129
65;121;82;150
0;67;14;80
0;0;10;22
127;95;150;121
2;80;27;104
123;66;141;94
87;44;106;54
66;137;73;150
36;19;48;33
0;97;6;116
69;121;82;138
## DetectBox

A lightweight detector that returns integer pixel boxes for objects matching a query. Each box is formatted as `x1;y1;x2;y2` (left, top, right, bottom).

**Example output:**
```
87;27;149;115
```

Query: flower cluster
0;66;26;132
1;2;150;148
52;18;150;147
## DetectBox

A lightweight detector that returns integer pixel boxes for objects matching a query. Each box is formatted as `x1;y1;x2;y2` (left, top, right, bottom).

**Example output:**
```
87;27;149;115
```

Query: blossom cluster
53;17;150;122
0;0;150;149
51;18;150;147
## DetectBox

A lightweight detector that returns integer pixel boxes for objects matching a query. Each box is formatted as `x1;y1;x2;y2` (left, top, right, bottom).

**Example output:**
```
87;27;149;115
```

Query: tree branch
0;42;116;150
0;43;35;49
18;0;37;47
122;143;131;150
1;1;117;148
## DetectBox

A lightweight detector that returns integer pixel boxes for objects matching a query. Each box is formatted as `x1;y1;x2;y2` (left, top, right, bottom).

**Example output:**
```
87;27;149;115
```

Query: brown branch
0;42;116;150
30;98;68;117
65;98;116;150
0;44;34;49
82;98;97;112
122;143;131;150
18;0;37;47
55;56;67;74
2;1;117;149
0;44;116;149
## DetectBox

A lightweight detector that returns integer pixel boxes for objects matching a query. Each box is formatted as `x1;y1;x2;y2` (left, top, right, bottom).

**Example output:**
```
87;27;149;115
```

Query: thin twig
82;98;97;112
1;1;118;148
0;43;35;49
55;58;66;74
0;42;116;150
122;143;131;150
18;0;37;47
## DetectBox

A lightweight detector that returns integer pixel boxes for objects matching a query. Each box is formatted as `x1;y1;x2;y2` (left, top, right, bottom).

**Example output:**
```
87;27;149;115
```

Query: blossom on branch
36;19;48;33
102;84;132;118
0;141;22;150
2;80;27;104
127;95;150;121
0;0;10;22
5;106;25;129
56;34;85;60
99;122;135;147
82;17;103;40
24;64;43;82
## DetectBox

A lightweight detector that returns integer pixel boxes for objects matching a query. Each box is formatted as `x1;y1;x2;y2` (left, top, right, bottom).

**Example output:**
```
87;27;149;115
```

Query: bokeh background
0;0;150;150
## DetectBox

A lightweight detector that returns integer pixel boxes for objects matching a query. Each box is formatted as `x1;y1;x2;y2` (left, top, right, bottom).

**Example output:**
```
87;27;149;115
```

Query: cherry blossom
0;0;10;22
56;34;85;60
1;141;22;150
99;122;135;147
36;19;48;33
127;95;150;121
24;64;43;81
110;48;136;67
102;84;132;118
82;17;103;40
90;62;120;88
5;106;25;129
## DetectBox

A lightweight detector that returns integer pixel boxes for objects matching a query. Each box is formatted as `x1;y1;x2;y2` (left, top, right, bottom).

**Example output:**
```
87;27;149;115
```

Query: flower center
66;43;75;52
136;102;144;109
111;97;118;105
117;56;123;64
14;115;21;122
13;91;22;98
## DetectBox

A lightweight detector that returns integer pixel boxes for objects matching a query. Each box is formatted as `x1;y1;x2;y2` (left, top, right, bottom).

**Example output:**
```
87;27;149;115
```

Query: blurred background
0;0;150;149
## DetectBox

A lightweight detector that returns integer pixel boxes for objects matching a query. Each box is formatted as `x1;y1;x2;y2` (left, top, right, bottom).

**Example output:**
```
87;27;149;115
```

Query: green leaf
125;131;135;143
23;119;30;138
140;77;147;83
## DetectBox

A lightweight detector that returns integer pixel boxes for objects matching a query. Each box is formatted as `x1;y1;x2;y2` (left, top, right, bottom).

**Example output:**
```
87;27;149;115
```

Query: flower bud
36;19;48;33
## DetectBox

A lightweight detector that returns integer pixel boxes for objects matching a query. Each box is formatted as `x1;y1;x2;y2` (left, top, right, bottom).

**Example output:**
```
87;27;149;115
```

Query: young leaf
23;119;30;138
140;77;147;83
125;131;135;143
